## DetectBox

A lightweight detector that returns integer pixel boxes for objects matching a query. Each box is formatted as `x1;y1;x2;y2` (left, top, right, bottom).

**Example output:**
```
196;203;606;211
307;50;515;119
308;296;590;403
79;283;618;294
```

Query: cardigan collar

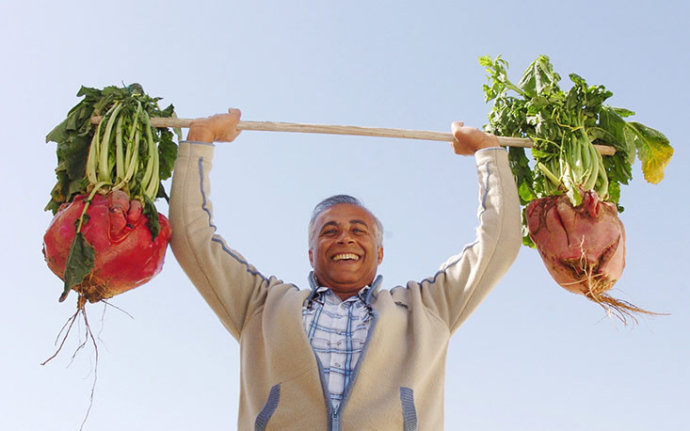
306;271;383;305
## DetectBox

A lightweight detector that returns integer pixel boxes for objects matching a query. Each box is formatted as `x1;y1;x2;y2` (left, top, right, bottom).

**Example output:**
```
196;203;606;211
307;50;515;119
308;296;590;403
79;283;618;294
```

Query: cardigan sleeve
415;147;522;333
168;141;277;340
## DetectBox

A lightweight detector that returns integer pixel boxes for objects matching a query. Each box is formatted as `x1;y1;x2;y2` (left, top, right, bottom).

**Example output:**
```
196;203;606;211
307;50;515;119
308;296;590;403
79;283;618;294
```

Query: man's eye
322;229;337;236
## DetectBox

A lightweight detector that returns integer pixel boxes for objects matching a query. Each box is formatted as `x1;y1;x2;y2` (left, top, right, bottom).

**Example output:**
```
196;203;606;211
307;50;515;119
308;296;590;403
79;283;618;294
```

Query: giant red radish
42;84;179;429
43;191;171;304
524;191;653;317
481;55;673;322
44;84;178;305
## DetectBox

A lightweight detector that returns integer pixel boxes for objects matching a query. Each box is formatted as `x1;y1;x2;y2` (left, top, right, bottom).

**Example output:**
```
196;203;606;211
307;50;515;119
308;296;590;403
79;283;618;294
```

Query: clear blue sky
2;0;688;430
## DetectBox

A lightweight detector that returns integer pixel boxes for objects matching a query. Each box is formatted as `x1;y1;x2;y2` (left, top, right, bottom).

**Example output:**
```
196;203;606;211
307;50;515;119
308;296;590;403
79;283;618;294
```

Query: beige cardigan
169;141;521;430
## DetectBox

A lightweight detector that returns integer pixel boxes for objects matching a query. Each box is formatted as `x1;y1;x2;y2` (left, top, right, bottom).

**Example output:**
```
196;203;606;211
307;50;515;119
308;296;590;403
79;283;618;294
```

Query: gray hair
308;194;383;247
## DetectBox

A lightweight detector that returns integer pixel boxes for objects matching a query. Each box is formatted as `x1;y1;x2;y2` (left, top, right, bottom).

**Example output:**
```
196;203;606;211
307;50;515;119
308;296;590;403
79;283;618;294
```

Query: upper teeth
333;253;359;261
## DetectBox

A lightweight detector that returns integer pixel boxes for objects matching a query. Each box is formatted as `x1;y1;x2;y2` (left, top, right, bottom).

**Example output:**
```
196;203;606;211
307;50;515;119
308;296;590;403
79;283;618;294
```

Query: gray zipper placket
330;278;380;430
308;274;382;431
330;306;378;430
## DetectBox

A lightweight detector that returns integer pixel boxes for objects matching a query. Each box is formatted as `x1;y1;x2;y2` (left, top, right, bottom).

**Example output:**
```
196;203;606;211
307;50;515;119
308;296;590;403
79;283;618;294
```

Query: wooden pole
90;116;616;155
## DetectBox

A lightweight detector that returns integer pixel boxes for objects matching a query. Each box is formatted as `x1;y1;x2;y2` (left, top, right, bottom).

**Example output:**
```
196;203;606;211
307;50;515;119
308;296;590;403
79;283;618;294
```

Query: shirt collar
306;271;382;305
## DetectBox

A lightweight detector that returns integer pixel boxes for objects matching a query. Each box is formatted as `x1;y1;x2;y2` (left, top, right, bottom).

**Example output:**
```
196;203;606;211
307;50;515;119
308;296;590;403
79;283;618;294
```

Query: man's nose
337;231;355;243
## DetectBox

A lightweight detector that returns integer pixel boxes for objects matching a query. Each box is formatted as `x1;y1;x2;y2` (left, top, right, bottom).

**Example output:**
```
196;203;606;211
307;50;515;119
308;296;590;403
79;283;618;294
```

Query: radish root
42;294;98;431
561;246;665;325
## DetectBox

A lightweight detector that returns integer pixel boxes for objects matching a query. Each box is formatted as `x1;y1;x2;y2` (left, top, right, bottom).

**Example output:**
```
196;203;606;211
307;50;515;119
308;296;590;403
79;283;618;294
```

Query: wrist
186;125;215;143
485;134;499;148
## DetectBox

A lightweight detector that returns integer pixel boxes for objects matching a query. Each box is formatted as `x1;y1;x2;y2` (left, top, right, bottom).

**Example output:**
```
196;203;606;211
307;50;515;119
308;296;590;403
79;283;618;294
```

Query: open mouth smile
331;253;360;262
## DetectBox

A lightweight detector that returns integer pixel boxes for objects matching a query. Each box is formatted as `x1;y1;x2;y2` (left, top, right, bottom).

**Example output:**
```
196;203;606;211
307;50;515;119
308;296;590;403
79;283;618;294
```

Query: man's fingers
451;121;473;155
227;107;241;119
187;108;242;143
222;107;242;141
450;122;499;155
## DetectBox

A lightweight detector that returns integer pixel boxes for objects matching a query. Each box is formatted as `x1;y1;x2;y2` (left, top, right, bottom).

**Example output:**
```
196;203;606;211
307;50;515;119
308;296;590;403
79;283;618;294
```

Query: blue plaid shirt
302;286;373;411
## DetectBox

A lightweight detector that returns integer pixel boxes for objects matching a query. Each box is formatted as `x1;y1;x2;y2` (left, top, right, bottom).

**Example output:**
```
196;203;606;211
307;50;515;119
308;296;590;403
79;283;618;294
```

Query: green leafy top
480;55;673;245
45;84;180;215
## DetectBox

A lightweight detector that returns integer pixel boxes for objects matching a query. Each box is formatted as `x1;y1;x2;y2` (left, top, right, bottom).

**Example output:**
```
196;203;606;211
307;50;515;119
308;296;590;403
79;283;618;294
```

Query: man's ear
377;246;384;264
308;249;314;267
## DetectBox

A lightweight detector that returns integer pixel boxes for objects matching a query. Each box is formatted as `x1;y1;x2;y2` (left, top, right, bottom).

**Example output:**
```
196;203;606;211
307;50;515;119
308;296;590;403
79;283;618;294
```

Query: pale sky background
1;1;689;430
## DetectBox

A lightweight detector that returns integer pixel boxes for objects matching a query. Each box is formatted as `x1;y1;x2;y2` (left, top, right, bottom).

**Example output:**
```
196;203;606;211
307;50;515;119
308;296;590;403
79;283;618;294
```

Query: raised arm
169;108;278;340
414;122;521;333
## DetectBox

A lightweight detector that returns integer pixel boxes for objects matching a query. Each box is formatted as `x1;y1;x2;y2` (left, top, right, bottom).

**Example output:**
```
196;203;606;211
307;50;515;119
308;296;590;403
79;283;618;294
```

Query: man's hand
450;121;499;155
187;108;242;143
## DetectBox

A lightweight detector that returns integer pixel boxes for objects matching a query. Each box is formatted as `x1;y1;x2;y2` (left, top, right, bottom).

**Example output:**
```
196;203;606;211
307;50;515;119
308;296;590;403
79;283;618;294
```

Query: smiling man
308;197;384;299
169;108;521;430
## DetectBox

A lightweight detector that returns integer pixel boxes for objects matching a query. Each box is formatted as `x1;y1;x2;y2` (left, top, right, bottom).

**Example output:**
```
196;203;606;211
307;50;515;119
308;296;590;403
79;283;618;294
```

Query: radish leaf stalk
46;84;178;214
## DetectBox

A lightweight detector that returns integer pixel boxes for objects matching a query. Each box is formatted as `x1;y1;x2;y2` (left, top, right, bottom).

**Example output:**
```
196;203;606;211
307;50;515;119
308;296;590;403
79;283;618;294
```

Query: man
169;108;521;430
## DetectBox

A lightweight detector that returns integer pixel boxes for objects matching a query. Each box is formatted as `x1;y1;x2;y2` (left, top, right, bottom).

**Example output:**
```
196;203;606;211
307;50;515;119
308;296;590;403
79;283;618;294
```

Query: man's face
309;203;384;299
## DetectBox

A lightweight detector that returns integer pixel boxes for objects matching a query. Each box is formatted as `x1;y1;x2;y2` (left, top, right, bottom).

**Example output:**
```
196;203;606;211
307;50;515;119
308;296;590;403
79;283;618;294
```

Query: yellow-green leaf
624;122;674;184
